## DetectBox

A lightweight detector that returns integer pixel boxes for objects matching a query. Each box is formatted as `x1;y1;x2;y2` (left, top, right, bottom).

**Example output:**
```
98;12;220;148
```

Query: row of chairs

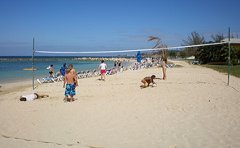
37;68;117;84
36;63;175;84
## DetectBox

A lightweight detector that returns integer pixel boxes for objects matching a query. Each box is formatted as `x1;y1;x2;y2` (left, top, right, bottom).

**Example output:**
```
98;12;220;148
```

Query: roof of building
221;38;240;44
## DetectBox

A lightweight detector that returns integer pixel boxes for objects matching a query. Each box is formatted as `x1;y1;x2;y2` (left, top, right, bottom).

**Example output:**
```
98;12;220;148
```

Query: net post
32;38;35;90
227;28;231;86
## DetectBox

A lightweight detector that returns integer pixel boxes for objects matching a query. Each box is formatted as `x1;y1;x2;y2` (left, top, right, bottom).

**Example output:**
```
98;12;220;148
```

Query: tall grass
203;64;240;78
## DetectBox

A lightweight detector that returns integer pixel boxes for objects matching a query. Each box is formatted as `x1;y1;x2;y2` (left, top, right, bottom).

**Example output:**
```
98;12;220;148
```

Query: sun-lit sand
0;61;240;148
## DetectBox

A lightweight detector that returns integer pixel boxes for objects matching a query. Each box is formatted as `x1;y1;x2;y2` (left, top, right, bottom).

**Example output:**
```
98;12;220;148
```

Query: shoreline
0;58;136;96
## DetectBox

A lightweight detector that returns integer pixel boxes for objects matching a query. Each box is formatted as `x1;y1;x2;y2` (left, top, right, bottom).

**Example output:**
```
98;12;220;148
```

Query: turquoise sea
0;56;129;83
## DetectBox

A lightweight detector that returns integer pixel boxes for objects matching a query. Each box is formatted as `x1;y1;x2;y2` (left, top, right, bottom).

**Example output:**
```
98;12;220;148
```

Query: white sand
0;61;240;148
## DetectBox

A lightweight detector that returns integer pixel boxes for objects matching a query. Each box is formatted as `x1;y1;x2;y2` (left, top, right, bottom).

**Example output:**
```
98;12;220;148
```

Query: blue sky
0;0;240;56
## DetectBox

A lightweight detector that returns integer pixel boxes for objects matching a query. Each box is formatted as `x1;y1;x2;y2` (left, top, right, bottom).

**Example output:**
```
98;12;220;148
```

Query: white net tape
35;42;227;54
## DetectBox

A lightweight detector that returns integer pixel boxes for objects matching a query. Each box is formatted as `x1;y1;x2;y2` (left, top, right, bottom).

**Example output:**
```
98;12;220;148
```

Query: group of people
29;63;79;102
46;63;67;78
20;58;167;102
50;61;107;102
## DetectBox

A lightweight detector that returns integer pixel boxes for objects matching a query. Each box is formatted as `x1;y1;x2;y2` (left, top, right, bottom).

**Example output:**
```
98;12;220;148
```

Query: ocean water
0;56;128;83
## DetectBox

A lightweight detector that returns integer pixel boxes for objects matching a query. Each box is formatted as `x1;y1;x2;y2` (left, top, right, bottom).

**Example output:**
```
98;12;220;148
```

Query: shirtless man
68;64;78;86
63;68;77;102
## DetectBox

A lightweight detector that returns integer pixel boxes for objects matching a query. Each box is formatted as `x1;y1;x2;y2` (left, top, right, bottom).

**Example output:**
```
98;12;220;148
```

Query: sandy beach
0;60;240;148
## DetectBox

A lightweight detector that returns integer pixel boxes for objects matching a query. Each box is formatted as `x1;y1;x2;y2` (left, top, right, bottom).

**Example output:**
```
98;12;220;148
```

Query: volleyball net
32;39;240;90
35;42;226;54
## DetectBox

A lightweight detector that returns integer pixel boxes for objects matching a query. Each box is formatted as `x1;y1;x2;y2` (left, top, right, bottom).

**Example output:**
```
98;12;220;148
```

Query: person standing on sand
47;64;54;77
63;69;76;102
114;61;117;68
99;60;107;81
60;63;67;76
118;60;122;71
68;64;78;86
162;57;167;80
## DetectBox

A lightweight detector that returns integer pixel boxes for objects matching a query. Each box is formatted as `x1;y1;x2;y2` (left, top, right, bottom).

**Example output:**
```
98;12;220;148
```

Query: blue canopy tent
136;51;141;63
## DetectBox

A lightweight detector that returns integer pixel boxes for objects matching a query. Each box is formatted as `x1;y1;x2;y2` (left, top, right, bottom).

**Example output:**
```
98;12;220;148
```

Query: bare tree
182;32;205;57
211;33;224;42
183;31;205;45
148;36;168;59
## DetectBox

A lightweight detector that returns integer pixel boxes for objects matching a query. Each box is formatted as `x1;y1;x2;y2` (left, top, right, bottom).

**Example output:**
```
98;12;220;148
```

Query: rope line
35;42;227;54
1;133;103;148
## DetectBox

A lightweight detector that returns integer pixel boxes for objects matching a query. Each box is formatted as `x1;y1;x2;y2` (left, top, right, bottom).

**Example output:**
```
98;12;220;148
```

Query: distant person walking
47;64;54;77
60;63;67;76
118;60;122;72
99;60;107;81
114;61;117;68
